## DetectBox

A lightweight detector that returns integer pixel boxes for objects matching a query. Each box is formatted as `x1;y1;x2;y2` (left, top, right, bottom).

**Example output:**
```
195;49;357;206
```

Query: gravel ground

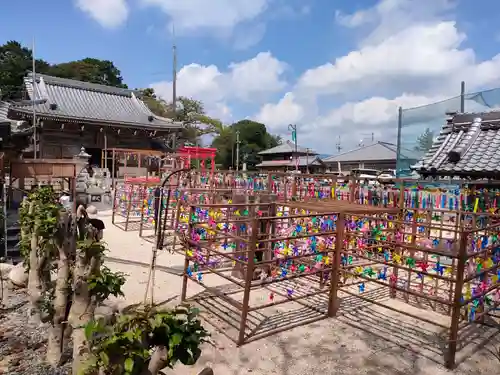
0;287;71;375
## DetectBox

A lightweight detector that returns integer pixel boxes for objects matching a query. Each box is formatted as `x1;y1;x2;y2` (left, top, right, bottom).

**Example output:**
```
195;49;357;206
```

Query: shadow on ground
186;281;500;374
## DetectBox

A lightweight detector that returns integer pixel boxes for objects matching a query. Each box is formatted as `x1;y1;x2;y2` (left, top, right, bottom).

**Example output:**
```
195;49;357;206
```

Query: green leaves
124;357;134;373
18;186;61;265
87;266;126;303
83;304;210;374
414;127;435;153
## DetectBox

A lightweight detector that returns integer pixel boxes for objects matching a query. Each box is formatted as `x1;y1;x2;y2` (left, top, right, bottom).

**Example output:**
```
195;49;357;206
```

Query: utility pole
235;130;240;172
306;148;310;174
360;132;375;146
288;124;298;172
32;37;37;159
172;24;177;115
231;140;234;169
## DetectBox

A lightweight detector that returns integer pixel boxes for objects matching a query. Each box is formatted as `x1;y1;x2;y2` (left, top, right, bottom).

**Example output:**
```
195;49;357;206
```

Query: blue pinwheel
433;262;445;275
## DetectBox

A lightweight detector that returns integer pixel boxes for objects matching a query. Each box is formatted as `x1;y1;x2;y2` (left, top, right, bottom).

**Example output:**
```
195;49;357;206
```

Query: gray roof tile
9;73;182;130
323;141;419;163
258;141;317;155
256;156;324;167
413;111;500;177
0;101;9;124
0;101;33;134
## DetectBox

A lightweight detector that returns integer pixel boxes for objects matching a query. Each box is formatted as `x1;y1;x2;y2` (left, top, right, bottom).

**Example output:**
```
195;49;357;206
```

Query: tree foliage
19;186;208;374
47;58;127;88
414;127;434;153
211;119;282;170
0;40;127;100
136;88;222;145
0;41;50;99
84;305;209;375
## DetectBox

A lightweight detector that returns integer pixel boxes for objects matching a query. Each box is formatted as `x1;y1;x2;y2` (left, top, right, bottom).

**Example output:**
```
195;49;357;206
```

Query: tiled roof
0;101;33;135
0;101;9;124
412;111;500;177
256;156;324;167
323;141;419;163
258;141;317;155
8;73;182;130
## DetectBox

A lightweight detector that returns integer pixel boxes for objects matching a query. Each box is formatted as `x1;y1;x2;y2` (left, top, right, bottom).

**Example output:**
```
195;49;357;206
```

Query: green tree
0;41;127;99
167;96;223;145
138;87;174;118
0;40;50;99
137;90;225;145
414;127;434;153
266;133;282;148
211;119;281;170
47;58;127;88
212;129;235;167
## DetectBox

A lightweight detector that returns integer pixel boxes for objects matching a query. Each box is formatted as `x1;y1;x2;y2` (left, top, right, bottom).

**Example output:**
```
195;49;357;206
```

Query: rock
94;303;119;325
8;263;28;288
93;304;117;319
86;205;98;215
198;368;214;375
0;263;14;280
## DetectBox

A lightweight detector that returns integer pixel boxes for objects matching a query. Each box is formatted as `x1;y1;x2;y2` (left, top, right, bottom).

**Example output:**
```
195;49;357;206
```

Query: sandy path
100;212;499;375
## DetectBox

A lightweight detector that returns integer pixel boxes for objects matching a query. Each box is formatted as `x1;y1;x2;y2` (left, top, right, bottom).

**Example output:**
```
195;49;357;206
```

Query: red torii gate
176;146;217;177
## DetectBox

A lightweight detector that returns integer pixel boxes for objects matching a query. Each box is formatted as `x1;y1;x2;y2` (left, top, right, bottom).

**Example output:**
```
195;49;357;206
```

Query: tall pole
288;124;298;172
235;130;240;172
172;24;177;116
396;106;403;177
460;81;465;113
306;148;309;174
32;37;37;159
231;139;234;169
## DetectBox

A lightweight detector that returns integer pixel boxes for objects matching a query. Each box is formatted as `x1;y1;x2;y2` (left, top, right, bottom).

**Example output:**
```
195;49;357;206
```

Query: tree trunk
27;212;42;323
69;239;101;375
69;255;92;374
47;212;75;366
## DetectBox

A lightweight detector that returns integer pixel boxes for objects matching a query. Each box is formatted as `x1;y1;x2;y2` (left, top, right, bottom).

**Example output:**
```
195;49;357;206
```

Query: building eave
9;106;183;131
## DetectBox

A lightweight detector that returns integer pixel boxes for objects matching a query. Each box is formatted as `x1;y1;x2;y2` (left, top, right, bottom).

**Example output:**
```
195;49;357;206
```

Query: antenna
335;135;342;153
360;132;375;145
172;23;177;114
32;36;37;159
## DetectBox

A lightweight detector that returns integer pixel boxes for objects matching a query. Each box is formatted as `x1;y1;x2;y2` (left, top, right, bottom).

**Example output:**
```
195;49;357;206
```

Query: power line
32;36;37;159
172;23;177;112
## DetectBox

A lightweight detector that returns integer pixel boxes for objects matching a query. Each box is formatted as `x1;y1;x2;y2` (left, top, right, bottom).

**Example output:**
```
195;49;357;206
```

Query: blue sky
2;0;500;153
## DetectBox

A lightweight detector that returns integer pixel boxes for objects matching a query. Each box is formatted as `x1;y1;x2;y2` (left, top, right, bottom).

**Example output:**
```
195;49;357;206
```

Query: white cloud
255;92;450;150
145;0;500;153
255;92;304;130
335;0;455;46
228;52;287;99
76;0;270;40
140;0;269;32
253;0;500;152
233;23;267;50
75;0;129;28
297;21;474;95
151;52;287;121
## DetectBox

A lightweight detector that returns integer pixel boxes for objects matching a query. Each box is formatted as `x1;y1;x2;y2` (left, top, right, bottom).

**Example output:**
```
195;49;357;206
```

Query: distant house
322;141;419;173
256;141;326;173
412;111;500;179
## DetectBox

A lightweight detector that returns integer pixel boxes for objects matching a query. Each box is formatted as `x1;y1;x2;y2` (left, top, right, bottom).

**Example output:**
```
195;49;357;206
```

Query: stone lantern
74;147;91;205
